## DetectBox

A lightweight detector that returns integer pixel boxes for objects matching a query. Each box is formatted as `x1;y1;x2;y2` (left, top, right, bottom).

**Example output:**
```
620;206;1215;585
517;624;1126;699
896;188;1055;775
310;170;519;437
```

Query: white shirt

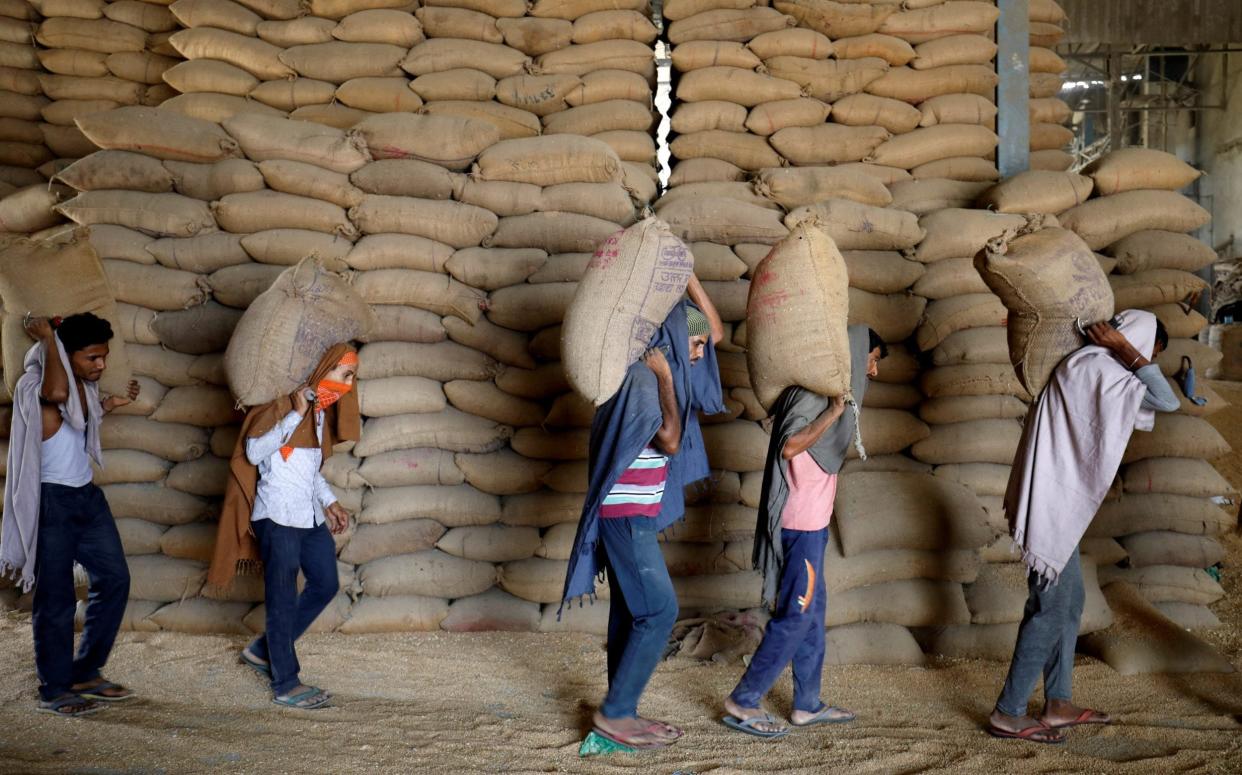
246;410;337;528
40;418;93;487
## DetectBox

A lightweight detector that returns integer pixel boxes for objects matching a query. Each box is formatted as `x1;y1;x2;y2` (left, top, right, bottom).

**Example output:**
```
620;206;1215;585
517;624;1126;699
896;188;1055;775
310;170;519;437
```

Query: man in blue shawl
561;277;724;750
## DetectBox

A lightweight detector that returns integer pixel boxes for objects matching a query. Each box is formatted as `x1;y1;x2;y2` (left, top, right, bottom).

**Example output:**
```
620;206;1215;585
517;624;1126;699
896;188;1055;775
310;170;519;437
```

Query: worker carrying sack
975;224;1114;398
561;217;694;406
745;222;850;411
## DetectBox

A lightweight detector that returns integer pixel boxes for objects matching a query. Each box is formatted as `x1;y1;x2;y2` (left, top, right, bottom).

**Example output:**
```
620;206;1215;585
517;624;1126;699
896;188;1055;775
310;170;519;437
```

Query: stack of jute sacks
34;103;658;634
1026;0;1072;171
1056;148;1233;631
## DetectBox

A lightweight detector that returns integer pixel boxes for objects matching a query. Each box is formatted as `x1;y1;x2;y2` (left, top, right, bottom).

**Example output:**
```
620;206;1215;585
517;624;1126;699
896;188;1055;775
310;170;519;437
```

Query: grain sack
73;106;237;164
784;198;922;251
457;178;544;217
912;257;988;300
1089;494;1233;539
918;92;997;127
354;409;511;458
352;160;456;201
878;1;999;42
487;284;578;333
868;64;996;104
744;224;849;410
1107;230;1217;275
55;151;174;194
834;472;993;555
534;40;654;79
747;27;834;60
150;384;237;427
854;408;930;456
919;395;1032;425
357;341;495;383
916;293;1007;352
221;113;368;174
1123;414;1230;463
443;315;535;369
1153;602;1221;630
772;0;894;39
976;170;1092;215
350;196;497;249
701;421;769;472
96;450;172;486
207;263;284;309
890;179;991;215
162;159;263;203
825;540;980;591
667;7;793;44
338;520;444;566
826;93;919;134
1118;532;1225;569
402;39;529;80
674;66;801;108
486;212;618;253
1110;270;1207;310
843;251;925;295
669;40;760;72
224;258;375;407
1123;458;1235;498
560;218;692;405
496;17;572;55
456;450;551;495
765;57;888;104
660;197;788;246
931;327;1009;366
1059;191;1212;252
975;226;1113;396
168;28;292;80
911;418;1024;466
37;17;147;53
441;588;541;632
915;210;1030;263
444;380;543;427
355;448;462;488
910;33;996;69
824;623;925;666
509;428;589;461
474;135;619;186
1085;148;1202;196
669;130;783;171
827;579;970;628
1078;583;1234;674
754;166;892;210
166;455;231;497
338;595;448;633
100;416;208;462
360;549;496;599
769;124;890;166
867;124;997;170
742;98;831;137
353;113;498;171
496;556;567;603
0;185;65;234
359;484;499;530
171;0;262;34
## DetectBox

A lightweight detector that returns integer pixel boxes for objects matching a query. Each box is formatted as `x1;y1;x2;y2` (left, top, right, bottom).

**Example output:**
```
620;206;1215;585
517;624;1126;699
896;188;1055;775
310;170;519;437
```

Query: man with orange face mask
209;344;359;710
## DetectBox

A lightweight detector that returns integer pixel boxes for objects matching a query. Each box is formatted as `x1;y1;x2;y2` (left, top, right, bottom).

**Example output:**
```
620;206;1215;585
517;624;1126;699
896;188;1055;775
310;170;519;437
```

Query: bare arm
26;318;69;404
645;349;681;456
685;274;726;345
1087;322;1150;369
782;397;845;460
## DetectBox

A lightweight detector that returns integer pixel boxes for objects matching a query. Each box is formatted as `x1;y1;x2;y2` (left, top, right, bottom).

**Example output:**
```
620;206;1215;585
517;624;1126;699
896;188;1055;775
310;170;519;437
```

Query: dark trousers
730;527;828;714
995;548;1085;717
32;483;131;702
248;519;339;696
599;516;679;719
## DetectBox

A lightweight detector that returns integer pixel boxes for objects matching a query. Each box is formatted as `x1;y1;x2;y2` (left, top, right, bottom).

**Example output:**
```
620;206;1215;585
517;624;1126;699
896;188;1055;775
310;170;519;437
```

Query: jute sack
1059;190;1212;251
487;284;578;332
355;113;499;170
828;92;921;134
910;33;996;69
150;384;237;427
453;178;542;218
976;226;1113;396
769;124;890;166
1084;148;1202;196
669;130;783;171
976;170;1092;215
221;113;369;174
754;166;892;209
166;455;232;497
747;26;835;60
659;197;789;246
877;0;999;42
356;341;496;382
164;159;265;202
0;230;132;396
456;449;552;495
1099;564;1224;606
565;69;652;106
920;395;1028;425
442;588;541;632
485;212;620;253
37;17;147;54
338;595;448;633
918;92;997;127
668;159;746;186
915;293;1007;352
914;158;998;183
911;417;1024;465
56;190;216;237
561;218;693;405
495;18;572;55
473;135;620;185
667;7;793;44
224;257;376;407
933;462;1010;497
351;195;498;249
827;579;970;628
96;450;171;486
1088;493;1233;539
114;518;167;555
744;98;833;136
102;483;211;524
495;362;570;400
825;623;926;666
339;520;445;565
669;40;760;72
824;538;980;592
359;549;496;599
830;32;914;65
1078;583;1234;675
772;0;894;39
168;28;292;80
932;326;1008;366
212;190;356;238
353;269;485;323
912;256;988;299
126;554;206;601
0;185;64;234
1112;270;1208;310
495;73;582;116
841;250;923;294
867;124;997;170
207;263;285;308
852;408;930;456
497;557;568;603
890;179;990;216
533;40;655;78
744;223;849;410
351;159;456;199
834;471;993;555
915;209;1031;263
354;409;512;458
865;64;997;102
1107;230;1216;275
1154;601;1221;630
359;484;500;528
701;420;768;472
420;100;542;141
55;151;174;193
100;415;209;461
920;363;1030;400
356;448;464;488
784;198;923;251
247;77;337;112
1123;414;1230;463
1122;458;1236;498
148;599;251;635
244;593;351;634
1119;532;1225;569
672;572;762;610
763;56;888;103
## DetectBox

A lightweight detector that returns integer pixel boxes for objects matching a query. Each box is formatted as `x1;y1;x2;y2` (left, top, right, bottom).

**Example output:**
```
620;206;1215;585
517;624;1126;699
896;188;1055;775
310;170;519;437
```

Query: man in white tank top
21;314;139;717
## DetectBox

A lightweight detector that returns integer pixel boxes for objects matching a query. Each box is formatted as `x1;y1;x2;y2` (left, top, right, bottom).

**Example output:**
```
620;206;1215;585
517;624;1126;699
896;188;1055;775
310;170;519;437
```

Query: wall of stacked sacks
0;0;1234;660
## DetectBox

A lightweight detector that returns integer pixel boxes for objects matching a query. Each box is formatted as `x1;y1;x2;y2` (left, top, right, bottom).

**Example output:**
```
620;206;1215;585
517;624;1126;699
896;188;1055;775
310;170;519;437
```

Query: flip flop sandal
38;694;104;717
240;650;272;678
791;705;855;727
986;723;1065;744
722;713;790;739
640;718;684;742
273;687;331;710
75;680;136;702
1043;709;1111;729
591;725;668;751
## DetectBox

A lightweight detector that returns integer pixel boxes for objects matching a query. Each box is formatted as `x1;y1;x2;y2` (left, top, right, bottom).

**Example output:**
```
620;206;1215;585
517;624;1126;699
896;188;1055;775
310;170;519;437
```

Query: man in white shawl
2;314;139;717
988;309;1178;744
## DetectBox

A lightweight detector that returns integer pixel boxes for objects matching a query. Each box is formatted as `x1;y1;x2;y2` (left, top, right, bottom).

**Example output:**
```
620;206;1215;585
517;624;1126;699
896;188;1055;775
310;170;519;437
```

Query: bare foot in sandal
72;677;135;701
724;697;787;736
1040;699;1110;729
273;685;331;710
592;712;669;749
987;708;1065;744
38;693;104;717
637;716;683;743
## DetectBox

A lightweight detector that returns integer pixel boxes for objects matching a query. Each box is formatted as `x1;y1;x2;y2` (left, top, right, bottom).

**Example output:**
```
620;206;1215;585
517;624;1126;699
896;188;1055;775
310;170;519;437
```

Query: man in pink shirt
723;327;886;738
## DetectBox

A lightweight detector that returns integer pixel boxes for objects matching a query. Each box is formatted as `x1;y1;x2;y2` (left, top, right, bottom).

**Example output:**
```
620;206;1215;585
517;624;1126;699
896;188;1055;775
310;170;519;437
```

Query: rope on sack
845;392;866;461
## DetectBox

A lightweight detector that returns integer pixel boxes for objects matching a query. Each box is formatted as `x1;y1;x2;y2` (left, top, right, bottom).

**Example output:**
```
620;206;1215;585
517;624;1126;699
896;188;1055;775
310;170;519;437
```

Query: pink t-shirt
780;451;838;531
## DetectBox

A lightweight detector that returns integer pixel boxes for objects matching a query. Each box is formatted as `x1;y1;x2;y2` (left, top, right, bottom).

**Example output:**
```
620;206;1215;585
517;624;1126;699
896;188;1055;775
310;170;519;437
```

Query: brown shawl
207;343;361;588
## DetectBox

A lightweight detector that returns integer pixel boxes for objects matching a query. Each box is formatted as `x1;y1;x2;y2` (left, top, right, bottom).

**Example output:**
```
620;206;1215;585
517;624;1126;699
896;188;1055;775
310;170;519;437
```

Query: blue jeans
730;527;828;714
995;548;1085;717
599;516;678;719
248;519;339;696
32;483;131;701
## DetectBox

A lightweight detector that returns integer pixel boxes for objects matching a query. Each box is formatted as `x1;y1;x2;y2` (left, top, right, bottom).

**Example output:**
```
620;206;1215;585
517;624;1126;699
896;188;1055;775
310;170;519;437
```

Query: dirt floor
0;389;1240;774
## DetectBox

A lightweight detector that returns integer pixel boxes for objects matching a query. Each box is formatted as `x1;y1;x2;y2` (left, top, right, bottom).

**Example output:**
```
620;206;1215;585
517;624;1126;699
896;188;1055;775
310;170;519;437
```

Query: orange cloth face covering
279;351;357;461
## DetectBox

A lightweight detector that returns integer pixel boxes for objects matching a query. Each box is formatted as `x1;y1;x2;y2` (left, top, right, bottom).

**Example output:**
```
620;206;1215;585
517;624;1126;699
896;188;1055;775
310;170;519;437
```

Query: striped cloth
600;446;669;518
